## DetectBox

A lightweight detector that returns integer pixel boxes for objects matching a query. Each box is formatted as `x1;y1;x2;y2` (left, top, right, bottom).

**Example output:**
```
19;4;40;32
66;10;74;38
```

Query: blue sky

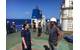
6;0;62;19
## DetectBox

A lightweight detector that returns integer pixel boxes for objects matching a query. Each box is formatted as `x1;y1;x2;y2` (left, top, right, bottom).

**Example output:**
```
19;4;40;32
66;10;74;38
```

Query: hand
31;41;33;45
31;41;32;44
24;45;27;49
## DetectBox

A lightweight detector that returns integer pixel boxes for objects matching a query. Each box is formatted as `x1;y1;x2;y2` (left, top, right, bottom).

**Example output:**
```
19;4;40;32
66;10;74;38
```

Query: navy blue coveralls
21;29;31;50
48;27;58;50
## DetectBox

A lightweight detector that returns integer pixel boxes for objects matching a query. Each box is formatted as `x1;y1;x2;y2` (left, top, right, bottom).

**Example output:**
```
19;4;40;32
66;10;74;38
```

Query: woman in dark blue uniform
21;23;31;50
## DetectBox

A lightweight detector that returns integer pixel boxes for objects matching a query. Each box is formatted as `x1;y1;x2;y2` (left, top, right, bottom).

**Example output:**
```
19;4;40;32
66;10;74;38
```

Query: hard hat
22;28;24;30
38;20;41;22
47;20;50;22
7;21;9;23
50;17;57;22
12;22;15;24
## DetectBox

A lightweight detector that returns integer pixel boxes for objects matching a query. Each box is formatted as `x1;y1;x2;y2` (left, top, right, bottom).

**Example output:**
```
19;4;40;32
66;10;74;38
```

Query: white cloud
25;11;30;15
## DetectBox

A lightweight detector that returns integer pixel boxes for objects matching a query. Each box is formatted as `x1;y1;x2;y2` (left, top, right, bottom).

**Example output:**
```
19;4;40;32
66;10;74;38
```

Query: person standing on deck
37;21;42;37
48;17;63;50
32;20;36;32
6;21;11;34
21;23;32;50
12;22;16;32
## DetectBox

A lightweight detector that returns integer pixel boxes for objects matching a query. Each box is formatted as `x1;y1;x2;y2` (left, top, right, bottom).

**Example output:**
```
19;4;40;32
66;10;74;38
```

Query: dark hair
23;22;29;29
23;24;26;29
23;23;30;31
